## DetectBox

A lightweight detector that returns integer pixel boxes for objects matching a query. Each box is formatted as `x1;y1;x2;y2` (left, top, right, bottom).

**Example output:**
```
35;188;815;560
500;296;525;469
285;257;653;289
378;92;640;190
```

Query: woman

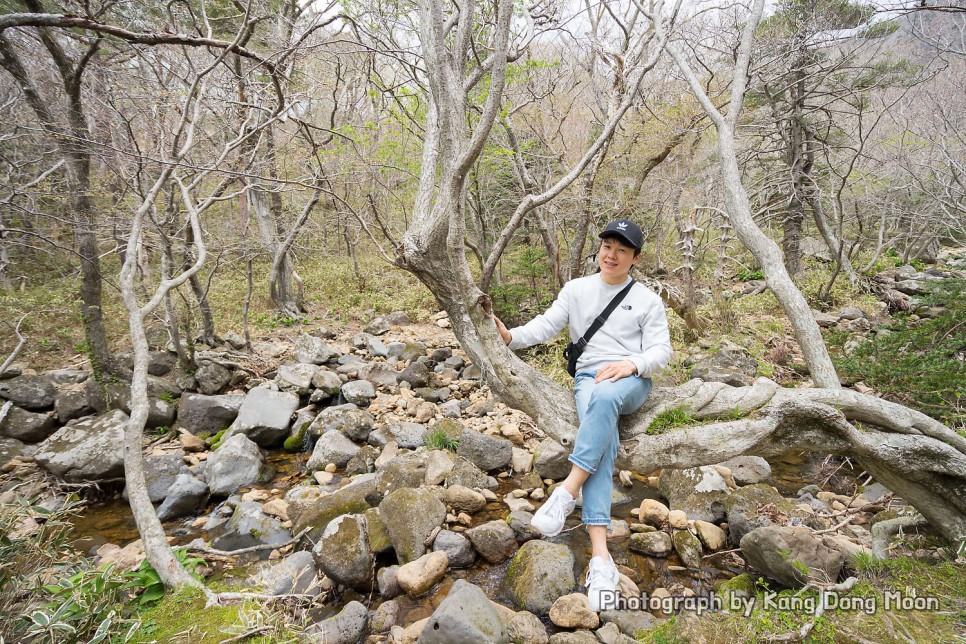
494;219;672;611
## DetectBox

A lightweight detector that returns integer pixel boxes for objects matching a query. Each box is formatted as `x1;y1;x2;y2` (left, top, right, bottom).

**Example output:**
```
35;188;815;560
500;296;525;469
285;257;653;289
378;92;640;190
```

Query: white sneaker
586;555;620;612
530;485;575;537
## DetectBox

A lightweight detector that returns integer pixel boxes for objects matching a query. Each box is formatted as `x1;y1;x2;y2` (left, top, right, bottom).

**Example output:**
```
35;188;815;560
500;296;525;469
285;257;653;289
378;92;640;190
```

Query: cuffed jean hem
567;454;597;475
582;518;612;526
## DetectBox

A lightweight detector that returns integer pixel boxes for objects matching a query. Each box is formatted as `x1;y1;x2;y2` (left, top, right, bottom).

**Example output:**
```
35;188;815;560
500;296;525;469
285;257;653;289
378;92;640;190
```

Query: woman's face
598;237;640;284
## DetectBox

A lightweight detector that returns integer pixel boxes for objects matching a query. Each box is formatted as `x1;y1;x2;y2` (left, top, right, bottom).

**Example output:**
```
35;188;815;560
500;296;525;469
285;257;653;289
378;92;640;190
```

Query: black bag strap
573;279;636;351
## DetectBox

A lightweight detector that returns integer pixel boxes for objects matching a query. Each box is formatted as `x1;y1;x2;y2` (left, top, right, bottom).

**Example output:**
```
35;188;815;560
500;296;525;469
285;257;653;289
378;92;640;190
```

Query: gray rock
740;526;845;588
0;375;56;410
276;363;319;394
380;487;447;564
224;388;299;447
547;632;599;644
466;519;517;564
176;393;244;435
195;361;232;395
306;600;368;644
309;405;374;442
440;400;462;418
313;513;374;591
0;401;56;443
377;451;429;495
54;382;95;423
507;510;542;543
141;453;186;503
724;483;815;546
462;364;483;380
418;579;508;643
659;466;731;523
895;279;929;295
251;550;318;596
717;456;771;485
507;611;549;644
399;342;427;363
446;459;491;489
307;430;361;470
43;369;90;385
289;474;378;539
206;433;264;496
507;540;577;616
346;444;379;475
599;610;658;639
156;472;209;521
378;565;401;598
387;422;426;449
366;337;389;359
690;348;758;387
33;410;127;482
371;598;399;632
457;429;512;471
672;529;703;568
311;369;343;397
341;380;376;406
838;306;866;321
399;361;431;388
0;437;25;467
628;531;672;557
387;311;412;325
465;398;495;417
364;316;391;336
534;439;571;480
358;363;399;388
432;529;476;568
294;334;338;365
212;501;290;550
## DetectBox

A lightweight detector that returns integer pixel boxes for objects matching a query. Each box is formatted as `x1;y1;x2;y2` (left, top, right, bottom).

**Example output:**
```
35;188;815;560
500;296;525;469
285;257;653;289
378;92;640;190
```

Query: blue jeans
569;371;653;525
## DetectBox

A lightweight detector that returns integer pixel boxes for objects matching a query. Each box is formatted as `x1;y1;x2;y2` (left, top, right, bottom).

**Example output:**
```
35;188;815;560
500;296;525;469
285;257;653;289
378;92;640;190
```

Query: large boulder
205;433;264;496
0;401;56;443
446;459;491;489
398;361;431;388
308;405;374;442
212;501;290;551
194;361;232;395
740;526;845;588
418;579;508;643
289;474;378;539
305;600;368;644
313;513;374;591
534;438;571;480
140;452;186;503
465;520;518;564
54;382;95;422
156;472;209;521
380;487;447;564
294;334;338;365
659;466;731;523
251;550;319;596
457;429;512;471
507;540;577;616
224;388;299;447
0;375;56;410
176;393;244;435
306;430;361;470
33;410;127;482
376;451;429;495
724;483;816;546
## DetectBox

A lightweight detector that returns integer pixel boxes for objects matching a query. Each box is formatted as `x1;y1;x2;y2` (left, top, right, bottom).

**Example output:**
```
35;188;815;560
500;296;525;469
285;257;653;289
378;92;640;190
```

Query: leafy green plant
424;428;459;451
158;391;178;404
123;548;207;607
647;406;697;434
735;266;765;281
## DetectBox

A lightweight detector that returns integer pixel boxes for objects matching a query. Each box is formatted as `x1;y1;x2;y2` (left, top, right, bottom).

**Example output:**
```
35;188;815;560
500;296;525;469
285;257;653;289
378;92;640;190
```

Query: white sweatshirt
507;274;673;377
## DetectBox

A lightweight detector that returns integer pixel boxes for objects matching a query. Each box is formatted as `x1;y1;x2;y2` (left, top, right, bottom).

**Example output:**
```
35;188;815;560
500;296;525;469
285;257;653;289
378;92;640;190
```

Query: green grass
831;278;966;428
647;406;698;434
424;427;460;451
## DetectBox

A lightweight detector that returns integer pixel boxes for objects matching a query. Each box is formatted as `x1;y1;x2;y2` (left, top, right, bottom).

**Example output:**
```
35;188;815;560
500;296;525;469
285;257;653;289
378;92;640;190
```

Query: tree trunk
617;378;966;547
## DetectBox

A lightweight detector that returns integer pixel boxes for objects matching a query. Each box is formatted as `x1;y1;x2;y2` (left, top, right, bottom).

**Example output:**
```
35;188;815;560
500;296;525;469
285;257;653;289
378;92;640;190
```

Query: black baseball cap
599;219;643;252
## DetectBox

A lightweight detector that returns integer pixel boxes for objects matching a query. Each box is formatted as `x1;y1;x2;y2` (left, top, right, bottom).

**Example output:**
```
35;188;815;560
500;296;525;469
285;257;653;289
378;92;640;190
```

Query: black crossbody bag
562;279;636;377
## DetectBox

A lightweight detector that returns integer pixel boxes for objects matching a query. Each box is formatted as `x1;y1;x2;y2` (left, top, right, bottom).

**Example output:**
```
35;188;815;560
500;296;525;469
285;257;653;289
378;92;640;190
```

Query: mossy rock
714;573;756;606
433;418;463;441
289;475;378;540
506;540;576;616
724;483;819;546
365;506;393;554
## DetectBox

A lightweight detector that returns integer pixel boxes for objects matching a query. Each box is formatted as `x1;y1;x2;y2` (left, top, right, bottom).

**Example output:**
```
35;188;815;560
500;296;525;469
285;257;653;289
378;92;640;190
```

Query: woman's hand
595;360;638;383
493;315;512;345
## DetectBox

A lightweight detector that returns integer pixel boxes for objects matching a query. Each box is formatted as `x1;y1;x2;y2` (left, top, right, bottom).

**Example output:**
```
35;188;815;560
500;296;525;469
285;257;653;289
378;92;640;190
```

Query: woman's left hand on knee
594;360;638;383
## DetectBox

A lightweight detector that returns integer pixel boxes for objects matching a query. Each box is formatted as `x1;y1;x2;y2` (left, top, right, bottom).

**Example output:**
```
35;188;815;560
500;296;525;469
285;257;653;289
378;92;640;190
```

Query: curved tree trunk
616;378;966;546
